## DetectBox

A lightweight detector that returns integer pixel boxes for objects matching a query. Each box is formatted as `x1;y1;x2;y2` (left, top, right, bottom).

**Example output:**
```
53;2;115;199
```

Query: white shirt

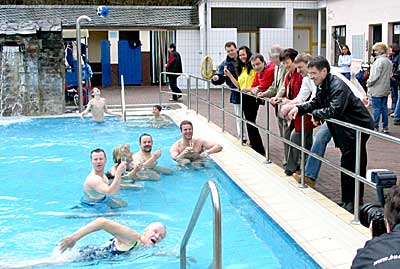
293;76;317;103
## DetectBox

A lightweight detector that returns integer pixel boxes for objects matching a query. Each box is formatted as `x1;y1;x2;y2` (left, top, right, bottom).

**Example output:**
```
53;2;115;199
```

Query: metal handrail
158;71;400;223
180;180;222;269
120;75;126;122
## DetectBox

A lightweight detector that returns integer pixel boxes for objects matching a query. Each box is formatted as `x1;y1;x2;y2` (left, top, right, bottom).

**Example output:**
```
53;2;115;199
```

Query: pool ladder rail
180;180;222;269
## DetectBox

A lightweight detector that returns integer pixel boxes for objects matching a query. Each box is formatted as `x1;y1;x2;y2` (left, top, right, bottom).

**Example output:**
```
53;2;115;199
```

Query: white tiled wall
176;29;201;88
208;28;237;70
260;28;293;60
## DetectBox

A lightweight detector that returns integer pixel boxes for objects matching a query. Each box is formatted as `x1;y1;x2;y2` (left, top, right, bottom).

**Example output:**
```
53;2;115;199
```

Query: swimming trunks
80;194;113;212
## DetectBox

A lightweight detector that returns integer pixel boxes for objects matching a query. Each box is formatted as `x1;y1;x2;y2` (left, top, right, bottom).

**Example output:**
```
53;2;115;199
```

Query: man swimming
170;120;223;165
82;148;127;210
80;88;122;122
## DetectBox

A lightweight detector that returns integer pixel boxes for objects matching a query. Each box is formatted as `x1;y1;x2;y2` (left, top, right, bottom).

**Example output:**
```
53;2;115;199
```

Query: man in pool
82;148;127;210
80;87;122;122
128;133;172;180
151;105;173;127
59;217;167;258
170;120;223;165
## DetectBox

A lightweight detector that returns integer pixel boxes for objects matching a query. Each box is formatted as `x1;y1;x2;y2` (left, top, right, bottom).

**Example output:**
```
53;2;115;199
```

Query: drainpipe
76;15;91;113
204;0;208;57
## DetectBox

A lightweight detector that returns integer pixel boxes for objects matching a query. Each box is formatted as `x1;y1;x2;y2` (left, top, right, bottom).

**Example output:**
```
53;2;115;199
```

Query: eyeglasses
308;73;317;78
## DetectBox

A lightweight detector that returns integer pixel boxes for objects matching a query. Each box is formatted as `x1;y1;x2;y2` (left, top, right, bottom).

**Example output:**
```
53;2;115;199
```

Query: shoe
284;170;294;176
382;128;389;134
390;112;395;118
177;95;183;100
394;119;400;125
292;174;316;188
342;202;354;214
169;98;178;102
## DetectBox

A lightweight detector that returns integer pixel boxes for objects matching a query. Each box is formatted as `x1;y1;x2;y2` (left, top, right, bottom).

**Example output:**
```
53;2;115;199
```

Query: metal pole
352;130;362;224
76;15;91;113
187;75;191;109
120;75;126;122
299;115;307;188
264;100;271;163
196;78;199;114
222;86;225;132
159;73;162;105
207;80;211;122
239;91;243;145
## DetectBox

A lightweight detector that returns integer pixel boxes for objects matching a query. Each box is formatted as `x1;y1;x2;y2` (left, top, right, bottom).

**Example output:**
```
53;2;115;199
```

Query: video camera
359;170;397;237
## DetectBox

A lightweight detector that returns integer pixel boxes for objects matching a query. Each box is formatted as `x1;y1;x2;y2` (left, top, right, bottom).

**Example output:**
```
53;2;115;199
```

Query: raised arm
59;217;143;253
88;163;126;195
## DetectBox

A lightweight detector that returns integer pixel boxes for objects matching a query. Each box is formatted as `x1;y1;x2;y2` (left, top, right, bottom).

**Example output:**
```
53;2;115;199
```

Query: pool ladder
180;180;222;269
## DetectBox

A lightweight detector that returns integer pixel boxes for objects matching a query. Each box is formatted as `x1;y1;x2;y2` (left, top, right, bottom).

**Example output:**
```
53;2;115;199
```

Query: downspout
204;0;208;56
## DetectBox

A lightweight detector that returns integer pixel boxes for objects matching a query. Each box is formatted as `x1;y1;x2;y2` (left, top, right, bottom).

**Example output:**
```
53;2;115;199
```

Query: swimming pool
0;116;320;268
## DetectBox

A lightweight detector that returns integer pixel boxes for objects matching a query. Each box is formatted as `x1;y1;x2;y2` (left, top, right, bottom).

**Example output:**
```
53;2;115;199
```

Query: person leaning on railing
287;56;374;213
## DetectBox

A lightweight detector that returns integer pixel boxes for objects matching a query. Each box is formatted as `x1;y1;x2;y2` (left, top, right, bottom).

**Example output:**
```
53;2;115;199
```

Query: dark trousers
242;94;265;156
168;75;182;100
339;134;369;204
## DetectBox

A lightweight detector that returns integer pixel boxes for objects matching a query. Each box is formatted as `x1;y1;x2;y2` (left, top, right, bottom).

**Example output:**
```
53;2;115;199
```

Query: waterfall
0;46;24;117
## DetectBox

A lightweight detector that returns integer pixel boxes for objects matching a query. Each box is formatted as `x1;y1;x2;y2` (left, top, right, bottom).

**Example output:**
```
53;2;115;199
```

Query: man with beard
131;133;172;180
170;120;223;166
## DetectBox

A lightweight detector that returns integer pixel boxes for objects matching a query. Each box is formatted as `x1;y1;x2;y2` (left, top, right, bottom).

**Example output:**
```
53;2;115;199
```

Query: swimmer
151;105;173;127
170;120;223;166
0;218;166;268
82;148;127;210
80;87;122;122
128;133;172;180
108;144;143;188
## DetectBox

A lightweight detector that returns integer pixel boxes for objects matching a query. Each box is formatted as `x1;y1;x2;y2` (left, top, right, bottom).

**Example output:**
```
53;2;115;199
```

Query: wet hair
249;53;265;63
139;133;152;144
112;144;131;163
385;185;400;229
341;44;351;55
179;120;193;131
294;53;313;64
224;41;237;49
237;46;253;75
90;148;106;159
307;56;331;73
153;105;162;112
281;48;299;62
169;43;176;50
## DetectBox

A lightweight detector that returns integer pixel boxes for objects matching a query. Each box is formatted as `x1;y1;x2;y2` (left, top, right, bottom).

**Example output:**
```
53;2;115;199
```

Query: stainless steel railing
120;75;126;122
158;72;400;223
180;180;222;269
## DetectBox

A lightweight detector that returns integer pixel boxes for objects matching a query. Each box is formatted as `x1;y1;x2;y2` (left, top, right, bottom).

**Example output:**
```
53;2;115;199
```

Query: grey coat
367;54;392;97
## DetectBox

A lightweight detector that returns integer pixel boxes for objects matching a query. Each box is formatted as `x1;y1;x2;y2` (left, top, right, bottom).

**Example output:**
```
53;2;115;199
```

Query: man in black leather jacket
352;185;400;269
288;56;374;212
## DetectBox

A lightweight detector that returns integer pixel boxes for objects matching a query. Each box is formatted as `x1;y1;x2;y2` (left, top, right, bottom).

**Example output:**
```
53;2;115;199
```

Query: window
333;25;346;65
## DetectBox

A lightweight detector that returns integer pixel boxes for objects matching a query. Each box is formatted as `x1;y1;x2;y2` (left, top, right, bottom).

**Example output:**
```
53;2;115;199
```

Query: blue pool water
0;116;320;268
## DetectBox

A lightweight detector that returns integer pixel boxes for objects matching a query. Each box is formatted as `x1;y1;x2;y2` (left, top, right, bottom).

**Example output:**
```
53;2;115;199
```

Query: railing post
221;86;225;132
240;90;244;145
196;78;199;114
264;99;271;163
207;80;211;122
120;75;126;122
187;75;191;110
159;72;162;105
76;15;91;113
299;115;307;188
352;129;362;224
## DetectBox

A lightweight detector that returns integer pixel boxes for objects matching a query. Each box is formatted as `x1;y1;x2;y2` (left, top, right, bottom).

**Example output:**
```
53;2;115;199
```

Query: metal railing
180;180;222;269
120;75;126;122
159;72;400;223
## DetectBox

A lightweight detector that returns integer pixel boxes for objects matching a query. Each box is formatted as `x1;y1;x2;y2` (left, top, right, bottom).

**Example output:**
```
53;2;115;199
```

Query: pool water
0;116;320;269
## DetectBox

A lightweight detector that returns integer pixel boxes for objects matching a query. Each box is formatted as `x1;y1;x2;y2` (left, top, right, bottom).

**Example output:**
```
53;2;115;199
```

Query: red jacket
251;62;275;91
284;71;313;132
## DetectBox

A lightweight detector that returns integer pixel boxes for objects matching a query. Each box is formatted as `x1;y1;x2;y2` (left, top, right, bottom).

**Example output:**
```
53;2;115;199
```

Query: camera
359;203;386;237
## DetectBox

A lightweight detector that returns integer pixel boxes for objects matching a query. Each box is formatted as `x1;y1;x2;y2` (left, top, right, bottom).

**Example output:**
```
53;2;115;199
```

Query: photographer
352;185;400;268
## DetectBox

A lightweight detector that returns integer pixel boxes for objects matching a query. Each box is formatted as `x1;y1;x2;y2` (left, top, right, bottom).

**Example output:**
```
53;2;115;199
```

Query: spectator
338;45;352;80
367;42;392;133
165;43;183;101
212;42;242;138
287;56;374;213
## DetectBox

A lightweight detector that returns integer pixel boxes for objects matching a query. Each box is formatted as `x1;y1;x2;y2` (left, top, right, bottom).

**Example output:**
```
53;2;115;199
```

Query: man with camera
352;185;400;268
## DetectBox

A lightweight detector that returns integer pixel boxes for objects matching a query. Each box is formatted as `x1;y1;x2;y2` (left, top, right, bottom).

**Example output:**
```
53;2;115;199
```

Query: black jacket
211;56;240;104
297;73;374;149
352;225;400;269
167;50;182;74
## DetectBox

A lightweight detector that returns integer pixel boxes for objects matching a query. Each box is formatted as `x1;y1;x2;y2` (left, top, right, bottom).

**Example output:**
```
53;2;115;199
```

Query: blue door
118;40;142;85
101;40;111;87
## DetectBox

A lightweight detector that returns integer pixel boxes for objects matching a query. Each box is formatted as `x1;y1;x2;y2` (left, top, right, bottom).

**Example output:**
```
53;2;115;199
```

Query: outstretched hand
287;106;299;120
59;236;77;253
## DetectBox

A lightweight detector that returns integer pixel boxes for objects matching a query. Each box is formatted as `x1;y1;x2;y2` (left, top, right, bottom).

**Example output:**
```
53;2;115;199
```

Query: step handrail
120;74;126;122
180;180;222;269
